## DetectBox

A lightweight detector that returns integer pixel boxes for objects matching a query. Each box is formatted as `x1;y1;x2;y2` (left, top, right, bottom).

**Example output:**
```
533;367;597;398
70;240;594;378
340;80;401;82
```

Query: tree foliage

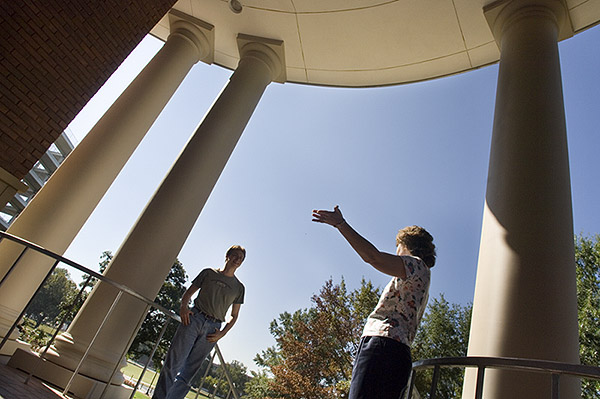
26;267;78;328
93;251;188;366
128;256;188;367
575;234;600;398
411;295;472;398
246;370;277;398
201;360;251;397
252;278;380;399
251;278;473;399
246;234;600;399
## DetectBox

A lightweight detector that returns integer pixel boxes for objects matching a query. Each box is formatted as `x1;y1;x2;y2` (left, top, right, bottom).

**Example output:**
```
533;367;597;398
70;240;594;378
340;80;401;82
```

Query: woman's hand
312;205;346;228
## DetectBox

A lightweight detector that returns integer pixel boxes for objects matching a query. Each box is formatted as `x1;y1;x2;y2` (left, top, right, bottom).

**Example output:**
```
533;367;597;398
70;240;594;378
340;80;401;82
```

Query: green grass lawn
122;362;158;386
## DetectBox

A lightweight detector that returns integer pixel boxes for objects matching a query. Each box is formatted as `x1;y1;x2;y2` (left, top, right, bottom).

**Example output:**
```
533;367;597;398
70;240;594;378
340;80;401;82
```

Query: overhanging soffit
151;0;600;88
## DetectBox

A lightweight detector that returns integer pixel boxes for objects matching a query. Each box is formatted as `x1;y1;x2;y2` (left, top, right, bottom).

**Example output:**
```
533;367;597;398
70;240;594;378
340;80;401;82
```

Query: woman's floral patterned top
362;255;431;346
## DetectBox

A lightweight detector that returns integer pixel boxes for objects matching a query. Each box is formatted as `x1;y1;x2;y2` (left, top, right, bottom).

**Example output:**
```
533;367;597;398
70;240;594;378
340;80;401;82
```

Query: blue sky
64;25;600;372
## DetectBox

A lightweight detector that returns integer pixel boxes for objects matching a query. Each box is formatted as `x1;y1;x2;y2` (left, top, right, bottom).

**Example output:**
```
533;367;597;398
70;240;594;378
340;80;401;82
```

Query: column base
0;305;32;363
8;348;133;399
0;338;31;365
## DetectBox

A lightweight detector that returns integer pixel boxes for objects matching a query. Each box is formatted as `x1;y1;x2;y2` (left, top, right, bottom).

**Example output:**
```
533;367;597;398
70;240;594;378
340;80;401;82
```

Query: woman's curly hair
396;225;436;268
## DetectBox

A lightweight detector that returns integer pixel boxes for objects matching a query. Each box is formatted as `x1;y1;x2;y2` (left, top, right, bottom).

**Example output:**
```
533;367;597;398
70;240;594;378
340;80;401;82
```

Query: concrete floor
0;363;74;399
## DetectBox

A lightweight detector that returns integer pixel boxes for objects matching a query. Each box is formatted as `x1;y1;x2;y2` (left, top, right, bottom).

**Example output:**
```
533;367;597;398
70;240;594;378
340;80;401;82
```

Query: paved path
0;364;73;399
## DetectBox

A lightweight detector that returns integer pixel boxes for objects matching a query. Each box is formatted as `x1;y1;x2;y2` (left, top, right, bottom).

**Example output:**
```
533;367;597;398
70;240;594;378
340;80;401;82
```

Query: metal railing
0;231;241;399
406;356;600;399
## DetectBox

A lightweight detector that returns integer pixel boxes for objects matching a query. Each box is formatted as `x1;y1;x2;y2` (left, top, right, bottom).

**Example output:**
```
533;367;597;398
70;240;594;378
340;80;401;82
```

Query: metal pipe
63;291;123;396
215;345;240;399
429;365;440;399
25;274;94;384
404;369;416;399
100;304;150;399
129;315;172;399
0;232;180;322
551;373;560;399
0;258;59;351
474;366;485;399
194;350;217;399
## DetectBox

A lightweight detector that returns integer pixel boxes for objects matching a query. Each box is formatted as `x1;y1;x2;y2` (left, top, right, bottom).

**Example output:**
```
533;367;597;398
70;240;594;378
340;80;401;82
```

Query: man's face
227;249;245;268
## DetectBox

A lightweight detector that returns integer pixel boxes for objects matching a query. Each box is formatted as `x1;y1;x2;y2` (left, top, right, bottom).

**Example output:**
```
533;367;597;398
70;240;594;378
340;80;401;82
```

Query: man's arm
312;206;407;279
207;303;241;343
179;284;199;326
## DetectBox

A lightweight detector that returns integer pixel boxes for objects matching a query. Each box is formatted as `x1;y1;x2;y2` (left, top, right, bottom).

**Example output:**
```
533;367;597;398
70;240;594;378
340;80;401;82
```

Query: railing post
474;365;485;399
194;350;217;399
63;291;123;396
99;303;150;399
25;274;94;384
0;258;59;351
0;232;245;399
130;315;172;399
429;365;440;399
215;344;240;399
551;373;560;399
404;369;416;399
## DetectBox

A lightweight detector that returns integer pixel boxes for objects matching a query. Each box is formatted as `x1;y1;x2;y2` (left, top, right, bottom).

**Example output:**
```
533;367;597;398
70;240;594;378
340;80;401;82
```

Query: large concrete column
0;11;213;350
463;1;579;397
16;35;285;398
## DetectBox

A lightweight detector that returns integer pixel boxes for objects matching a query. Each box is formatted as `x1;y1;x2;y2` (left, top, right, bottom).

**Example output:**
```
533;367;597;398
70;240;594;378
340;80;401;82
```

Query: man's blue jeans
152;310;222;399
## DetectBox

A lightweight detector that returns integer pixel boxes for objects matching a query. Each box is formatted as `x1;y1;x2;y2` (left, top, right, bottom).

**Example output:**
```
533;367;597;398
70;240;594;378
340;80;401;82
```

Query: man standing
152;245;246;399
313;206;435;399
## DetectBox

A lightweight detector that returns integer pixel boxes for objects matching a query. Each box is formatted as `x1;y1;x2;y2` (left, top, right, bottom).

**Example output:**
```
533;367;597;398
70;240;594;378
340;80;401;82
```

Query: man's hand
312;205;345;228
207;329;226;343
180;306;193;326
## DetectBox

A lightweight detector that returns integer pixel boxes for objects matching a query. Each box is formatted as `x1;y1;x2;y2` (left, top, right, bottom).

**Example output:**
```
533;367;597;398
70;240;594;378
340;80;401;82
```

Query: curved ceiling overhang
150;0;600;87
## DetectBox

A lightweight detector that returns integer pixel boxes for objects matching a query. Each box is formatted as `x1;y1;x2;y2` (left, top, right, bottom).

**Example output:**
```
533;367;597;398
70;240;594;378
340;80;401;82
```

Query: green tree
225;360;251;395
252;278;380;399
575;234;600;398
87;251;188;367
128;258;188;367
25;267;78;328
201;360;250;397
204;374;229;397
252;277;472;399
411;295;472;398
98;250;112;272
73;250;115;315
245;370;277;398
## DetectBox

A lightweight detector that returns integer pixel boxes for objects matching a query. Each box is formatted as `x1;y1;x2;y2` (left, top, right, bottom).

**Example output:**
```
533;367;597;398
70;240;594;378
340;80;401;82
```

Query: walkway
0;363;73;399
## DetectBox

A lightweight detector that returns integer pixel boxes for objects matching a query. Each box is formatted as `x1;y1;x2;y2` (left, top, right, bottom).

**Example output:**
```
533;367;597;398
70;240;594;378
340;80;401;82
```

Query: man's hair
396;226;436;268
226;245;246;260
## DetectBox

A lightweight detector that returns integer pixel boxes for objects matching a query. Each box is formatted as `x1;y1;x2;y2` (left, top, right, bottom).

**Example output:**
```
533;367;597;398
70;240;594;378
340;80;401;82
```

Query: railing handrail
408;356;600;399
412;356;600;380
0;231;181;323
0;230;241;399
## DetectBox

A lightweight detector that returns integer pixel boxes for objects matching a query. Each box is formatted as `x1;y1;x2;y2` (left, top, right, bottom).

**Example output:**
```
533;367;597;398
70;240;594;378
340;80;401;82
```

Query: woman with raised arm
312;205;436;399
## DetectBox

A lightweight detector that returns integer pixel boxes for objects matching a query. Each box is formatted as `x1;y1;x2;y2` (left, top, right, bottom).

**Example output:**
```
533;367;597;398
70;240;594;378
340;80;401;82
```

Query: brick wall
0;0;177;179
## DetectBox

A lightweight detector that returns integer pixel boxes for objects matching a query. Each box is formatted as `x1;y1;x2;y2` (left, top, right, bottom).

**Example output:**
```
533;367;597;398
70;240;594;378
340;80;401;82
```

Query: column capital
168;9;215;64
484;0;573;46
237;34;286;83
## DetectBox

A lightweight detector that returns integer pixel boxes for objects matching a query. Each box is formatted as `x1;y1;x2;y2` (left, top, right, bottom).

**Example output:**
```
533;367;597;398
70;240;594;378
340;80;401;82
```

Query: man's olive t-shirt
192;268;245;322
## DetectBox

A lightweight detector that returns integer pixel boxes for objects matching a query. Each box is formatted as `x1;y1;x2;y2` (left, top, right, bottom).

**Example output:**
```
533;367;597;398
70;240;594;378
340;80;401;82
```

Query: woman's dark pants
348;336;412;399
